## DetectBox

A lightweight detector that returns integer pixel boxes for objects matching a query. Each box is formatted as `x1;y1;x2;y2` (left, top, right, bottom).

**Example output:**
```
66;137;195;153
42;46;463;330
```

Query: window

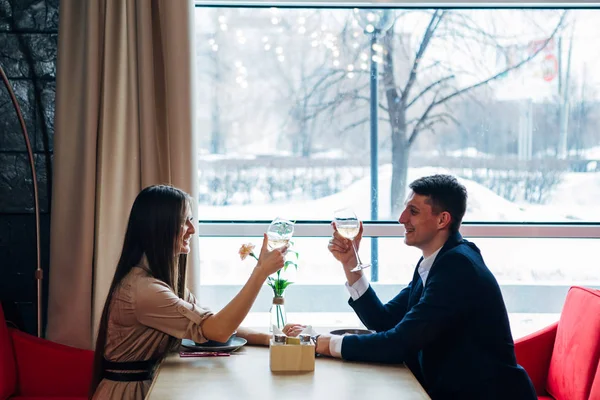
194;3;600;338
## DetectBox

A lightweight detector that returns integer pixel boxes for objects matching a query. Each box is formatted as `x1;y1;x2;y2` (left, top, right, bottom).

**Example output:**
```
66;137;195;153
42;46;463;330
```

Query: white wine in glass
267;217;294;250
337;226;360;240
268;237;290;250
333;208;370;272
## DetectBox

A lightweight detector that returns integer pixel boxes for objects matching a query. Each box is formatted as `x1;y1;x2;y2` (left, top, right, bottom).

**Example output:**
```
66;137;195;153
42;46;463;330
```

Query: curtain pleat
48;0;197;349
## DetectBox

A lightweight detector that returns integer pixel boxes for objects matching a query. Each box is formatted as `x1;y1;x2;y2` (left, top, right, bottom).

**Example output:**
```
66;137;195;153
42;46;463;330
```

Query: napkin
299;325;317;337
272;325;285;335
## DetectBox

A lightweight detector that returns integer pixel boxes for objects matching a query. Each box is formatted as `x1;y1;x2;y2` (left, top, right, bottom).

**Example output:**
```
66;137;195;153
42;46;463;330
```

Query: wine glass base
350;264;371;272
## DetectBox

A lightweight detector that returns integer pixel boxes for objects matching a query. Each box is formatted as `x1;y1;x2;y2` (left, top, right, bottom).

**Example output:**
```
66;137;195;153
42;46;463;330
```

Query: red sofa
515;286;600;400
0;305;93;400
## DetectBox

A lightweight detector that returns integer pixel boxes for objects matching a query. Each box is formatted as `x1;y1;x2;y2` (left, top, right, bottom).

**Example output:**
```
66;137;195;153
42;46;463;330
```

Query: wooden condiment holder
269;339;315;372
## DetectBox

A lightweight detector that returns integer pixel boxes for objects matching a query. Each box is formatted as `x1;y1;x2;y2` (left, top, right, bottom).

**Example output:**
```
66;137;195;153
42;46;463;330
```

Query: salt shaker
298;334;312;345
272;334;286;345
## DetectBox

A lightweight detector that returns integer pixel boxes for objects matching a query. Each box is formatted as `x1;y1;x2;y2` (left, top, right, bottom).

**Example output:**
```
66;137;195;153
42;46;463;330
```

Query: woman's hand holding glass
256;233;288;278
266;217;294;250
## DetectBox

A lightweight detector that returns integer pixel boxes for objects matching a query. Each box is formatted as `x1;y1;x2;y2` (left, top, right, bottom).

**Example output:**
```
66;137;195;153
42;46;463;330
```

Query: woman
90;185;287;399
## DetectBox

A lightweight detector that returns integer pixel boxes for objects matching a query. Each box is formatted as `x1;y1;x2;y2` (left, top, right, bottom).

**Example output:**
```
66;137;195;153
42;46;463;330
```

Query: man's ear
438;211;452;230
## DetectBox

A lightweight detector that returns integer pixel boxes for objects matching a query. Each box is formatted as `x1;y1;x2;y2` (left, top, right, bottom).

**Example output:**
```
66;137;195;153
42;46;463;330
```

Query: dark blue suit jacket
342;232;537;400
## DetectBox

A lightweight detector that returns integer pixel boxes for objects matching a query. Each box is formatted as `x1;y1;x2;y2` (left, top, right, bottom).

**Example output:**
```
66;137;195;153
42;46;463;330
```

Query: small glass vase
269;295;286;332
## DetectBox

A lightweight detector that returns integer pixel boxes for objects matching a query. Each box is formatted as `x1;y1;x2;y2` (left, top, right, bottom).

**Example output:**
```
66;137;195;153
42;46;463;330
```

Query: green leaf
284;260;298;272
280;280;293;291
276;278;287;292
266;278;295;296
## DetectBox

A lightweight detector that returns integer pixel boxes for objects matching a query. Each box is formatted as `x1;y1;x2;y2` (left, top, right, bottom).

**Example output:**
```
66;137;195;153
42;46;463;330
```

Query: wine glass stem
351;240;363;266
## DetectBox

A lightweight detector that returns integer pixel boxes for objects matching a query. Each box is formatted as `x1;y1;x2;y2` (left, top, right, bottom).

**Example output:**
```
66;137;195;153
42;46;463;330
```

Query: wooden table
147;345;430;399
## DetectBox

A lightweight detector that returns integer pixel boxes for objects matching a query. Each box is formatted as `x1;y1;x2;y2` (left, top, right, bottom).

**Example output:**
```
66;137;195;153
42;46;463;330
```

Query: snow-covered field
197;165;600;285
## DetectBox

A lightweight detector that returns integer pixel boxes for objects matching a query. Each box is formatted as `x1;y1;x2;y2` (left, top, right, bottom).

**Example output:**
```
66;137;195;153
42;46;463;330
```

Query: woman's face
177;204;196;255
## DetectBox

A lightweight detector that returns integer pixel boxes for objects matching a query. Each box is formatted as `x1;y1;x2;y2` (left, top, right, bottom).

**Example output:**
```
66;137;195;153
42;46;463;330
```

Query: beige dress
92;266;212;400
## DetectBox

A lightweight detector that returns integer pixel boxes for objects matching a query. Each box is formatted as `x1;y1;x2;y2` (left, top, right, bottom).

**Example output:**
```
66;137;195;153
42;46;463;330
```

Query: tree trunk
301;124;311;158
210;90;221;154
381;28;410;217
210;52;222;154
300;118;310;158
391;126;409;217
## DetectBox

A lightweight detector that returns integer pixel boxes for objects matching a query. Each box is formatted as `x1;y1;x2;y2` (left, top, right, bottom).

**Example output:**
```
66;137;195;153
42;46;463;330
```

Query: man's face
398;191;445;251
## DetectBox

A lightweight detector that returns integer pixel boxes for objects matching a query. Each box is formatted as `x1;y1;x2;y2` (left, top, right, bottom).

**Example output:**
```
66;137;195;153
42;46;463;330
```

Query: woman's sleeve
185;287;202;308
134;278;213;343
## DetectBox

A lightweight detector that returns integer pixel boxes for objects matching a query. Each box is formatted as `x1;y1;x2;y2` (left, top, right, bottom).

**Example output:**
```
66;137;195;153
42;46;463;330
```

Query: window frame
195;1;600;9
198;221;600;239
193;1;600;321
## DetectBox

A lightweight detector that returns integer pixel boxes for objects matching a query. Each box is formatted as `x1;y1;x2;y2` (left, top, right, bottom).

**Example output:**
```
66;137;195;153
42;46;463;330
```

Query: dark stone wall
0;0;57;335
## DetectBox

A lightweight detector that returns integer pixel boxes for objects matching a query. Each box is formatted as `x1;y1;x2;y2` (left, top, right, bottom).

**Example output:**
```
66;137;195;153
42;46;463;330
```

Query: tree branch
304;83;370;120
406;112;461;129
340;117;390;133
408;99;436;146
403;10;568;148
304;69;346;102
406;74;455;109
401;10;446;103
341;118;369;132
432;10;568;107
355;95;389;112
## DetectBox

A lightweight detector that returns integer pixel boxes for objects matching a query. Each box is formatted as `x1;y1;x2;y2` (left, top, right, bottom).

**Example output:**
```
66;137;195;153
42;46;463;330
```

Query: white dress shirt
329;246;443;358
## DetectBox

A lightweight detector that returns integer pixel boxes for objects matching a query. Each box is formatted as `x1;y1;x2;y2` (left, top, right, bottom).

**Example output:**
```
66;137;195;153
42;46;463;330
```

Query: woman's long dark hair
89;185;191;398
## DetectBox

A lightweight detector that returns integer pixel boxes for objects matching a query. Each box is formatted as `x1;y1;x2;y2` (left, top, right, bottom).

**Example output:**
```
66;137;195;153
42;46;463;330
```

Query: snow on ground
543;172;600;221
198;165;593;222
197;166;600;285
574;145;600;159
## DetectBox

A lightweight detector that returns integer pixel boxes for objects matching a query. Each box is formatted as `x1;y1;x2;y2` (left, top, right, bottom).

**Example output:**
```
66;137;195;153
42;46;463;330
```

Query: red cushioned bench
0;304;93;400
515;286;600;400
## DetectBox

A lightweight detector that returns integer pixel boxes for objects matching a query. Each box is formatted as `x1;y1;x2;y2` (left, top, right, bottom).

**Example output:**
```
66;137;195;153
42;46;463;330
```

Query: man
318;174;536;399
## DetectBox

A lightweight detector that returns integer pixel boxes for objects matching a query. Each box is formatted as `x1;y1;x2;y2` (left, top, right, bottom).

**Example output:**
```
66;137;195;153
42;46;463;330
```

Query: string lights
205;8;380;87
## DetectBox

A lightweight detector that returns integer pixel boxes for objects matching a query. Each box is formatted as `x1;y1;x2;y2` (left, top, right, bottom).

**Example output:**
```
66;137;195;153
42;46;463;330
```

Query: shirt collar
417;246;443;285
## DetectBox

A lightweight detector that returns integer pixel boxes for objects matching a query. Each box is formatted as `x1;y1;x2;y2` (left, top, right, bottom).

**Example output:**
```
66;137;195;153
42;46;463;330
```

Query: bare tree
197;8;570;213
382;10;568;214
290;9;568;215
260;10;357;157
196;9;282;155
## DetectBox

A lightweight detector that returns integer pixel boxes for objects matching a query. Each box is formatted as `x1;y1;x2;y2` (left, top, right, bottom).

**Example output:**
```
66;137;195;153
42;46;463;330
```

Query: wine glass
267;217;294;250
334;208;370;272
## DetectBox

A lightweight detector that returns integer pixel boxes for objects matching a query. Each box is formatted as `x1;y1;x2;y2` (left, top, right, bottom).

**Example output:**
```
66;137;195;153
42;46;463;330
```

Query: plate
330;328;375;336
181;337;247;352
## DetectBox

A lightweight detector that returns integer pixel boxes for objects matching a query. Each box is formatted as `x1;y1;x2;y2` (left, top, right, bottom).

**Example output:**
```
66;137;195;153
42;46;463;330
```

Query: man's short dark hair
408;174;467;234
